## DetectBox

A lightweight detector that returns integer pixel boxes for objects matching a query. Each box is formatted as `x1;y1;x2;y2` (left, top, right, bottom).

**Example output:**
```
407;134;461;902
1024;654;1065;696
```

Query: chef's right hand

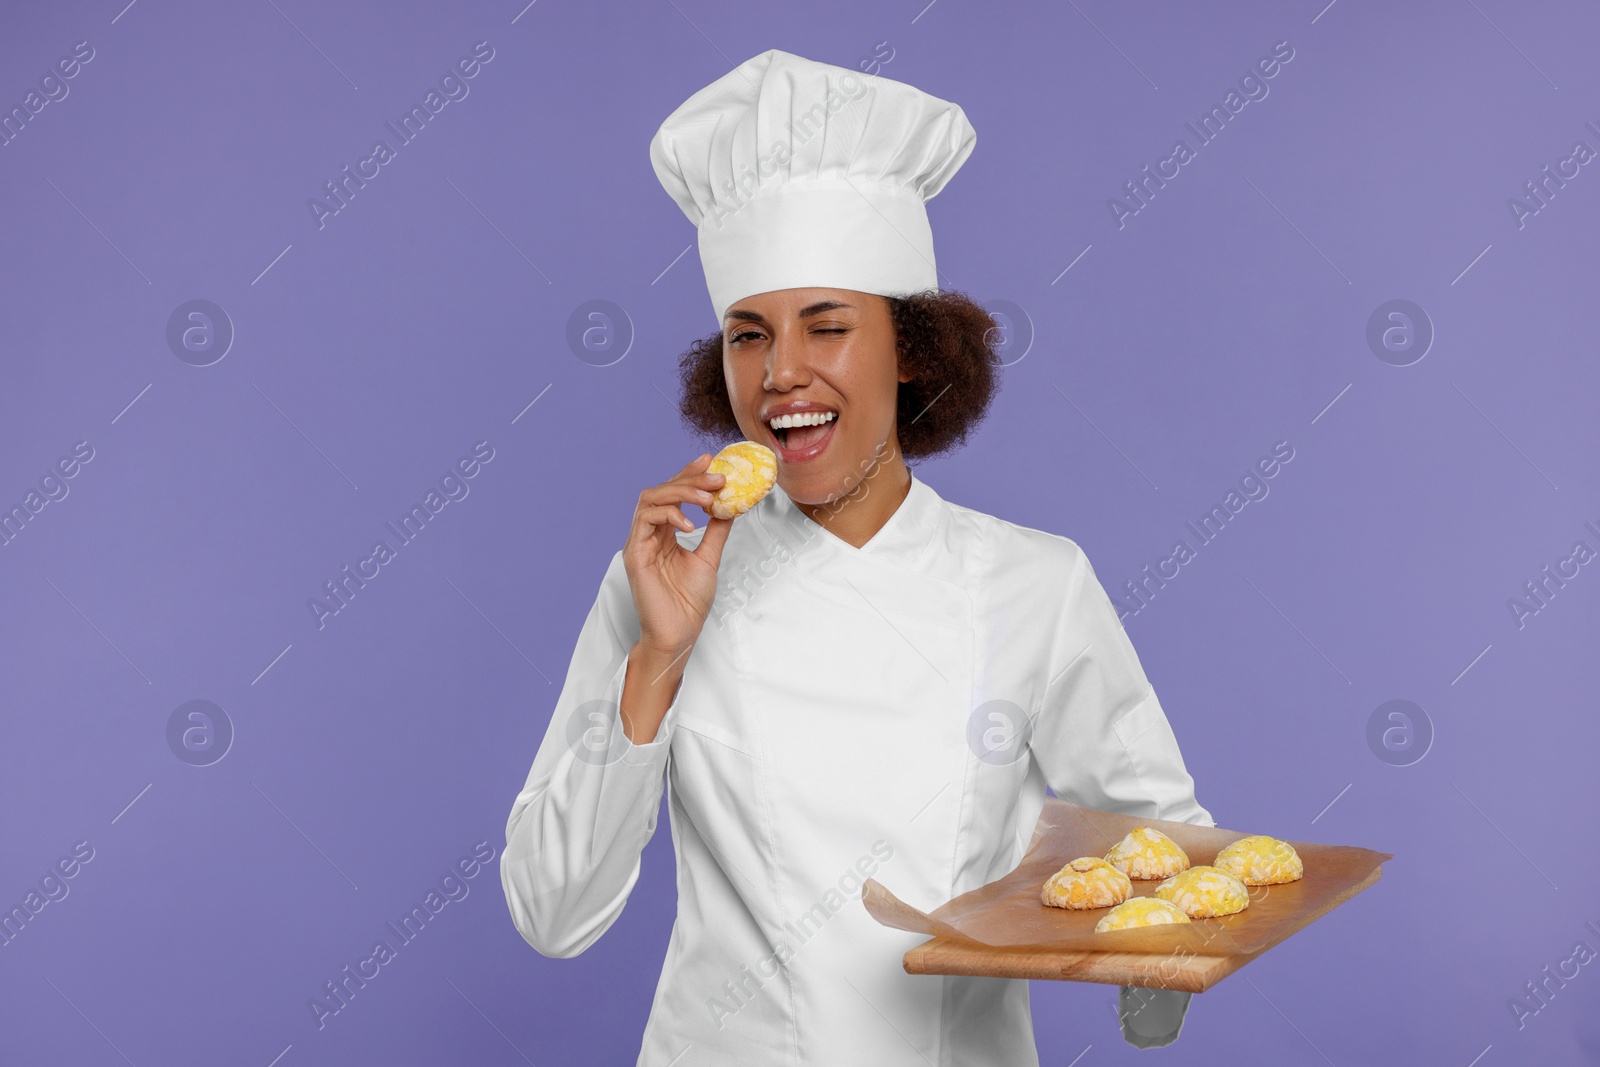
622;453;734;659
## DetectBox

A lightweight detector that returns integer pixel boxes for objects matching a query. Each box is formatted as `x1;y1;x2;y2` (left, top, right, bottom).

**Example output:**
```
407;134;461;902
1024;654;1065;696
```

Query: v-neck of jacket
756;468;944;570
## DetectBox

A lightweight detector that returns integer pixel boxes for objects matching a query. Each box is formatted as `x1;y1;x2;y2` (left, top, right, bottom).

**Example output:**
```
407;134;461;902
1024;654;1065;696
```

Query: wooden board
863;800;1392;993
899;865;1382;992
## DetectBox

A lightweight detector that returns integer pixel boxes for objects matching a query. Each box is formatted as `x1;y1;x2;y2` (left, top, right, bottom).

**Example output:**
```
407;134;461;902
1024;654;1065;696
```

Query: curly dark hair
676;289;1002;462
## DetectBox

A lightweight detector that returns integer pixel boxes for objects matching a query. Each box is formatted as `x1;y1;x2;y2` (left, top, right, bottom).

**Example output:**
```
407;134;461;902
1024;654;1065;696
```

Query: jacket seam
939;514;985;1067
1112;685;1162;817
724;592;802;1065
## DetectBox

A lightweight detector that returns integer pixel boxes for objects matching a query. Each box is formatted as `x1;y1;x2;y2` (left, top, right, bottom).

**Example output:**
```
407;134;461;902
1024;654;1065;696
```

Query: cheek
723;363;755;424
832;344;899;419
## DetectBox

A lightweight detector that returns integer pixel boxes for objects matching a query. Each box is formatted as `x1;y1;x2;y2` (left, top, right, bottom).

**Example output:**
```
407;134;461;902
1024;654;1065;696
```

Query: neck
794;449;913;549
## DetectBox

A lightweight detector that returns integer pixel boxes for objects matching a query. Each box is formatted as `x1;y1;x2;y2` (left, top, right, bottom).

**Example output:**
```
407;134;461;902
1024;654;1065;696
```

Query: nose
762;326;812;392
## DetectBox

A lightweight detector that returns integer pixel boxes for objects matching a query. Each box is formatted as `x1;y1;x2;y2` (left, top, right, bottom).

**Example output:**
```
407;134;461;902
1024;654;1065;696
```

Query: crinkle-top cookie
706;441;777;520
1212;835;1303;886
1093;897;1192;933
1154;865;1250;918
1104;826;1191;880
1041;857;1133;910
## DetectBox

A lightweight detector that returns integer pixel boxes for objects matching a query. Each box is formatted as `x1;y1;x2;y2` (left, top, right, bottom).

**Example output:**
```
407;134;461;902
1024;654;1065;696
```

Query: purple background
2;1;1597;1064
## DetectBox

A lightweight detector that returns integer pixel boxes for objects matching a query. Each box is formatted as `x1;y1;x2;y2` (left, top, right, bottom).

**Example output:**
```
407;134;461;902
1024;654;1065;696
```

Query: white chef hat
649;49;977;326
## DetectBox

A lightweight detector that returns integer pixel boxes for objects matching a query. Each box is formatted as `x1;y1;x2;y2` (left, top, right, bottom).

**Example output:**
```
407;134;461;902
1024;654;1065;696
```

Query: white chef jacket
501;470;1214;1066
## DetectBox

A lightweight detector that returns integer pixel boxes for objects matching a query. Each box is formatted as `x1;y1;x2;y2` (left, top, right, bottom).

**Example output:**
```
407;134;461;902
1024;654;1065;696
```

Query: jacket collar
756;467;945;569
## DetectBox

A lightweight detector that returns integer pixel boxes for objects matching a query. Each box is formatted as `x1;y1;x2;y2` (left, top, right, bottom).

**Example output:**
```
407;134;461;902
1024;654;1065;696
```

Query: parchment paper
864;799;1392;959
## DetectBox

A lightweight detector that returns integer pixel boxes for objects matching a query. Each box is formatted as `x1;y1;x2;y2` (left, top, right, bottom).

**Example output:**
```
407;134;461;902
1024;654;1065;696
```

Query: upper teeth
768;411;837;430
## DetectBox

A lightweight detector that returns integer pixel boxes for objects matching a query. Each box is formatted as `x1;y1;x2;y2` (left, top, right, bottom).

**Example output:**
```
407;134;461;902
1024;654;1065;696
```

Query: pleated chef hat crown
649;49;977;326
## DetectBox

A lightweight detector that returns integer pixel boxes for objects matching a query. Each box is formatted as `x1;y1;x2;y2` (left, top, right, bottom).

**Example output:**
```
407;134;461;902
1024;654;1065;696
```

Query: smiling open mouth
766;410;838;462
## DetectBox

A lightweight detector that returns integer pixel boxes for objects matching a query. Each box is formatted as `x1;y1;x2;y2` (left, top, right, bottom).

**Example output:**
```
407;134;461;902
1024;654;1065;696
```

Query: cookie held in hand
1105;827;1191;880
1094;897;1192;933
1211;835;1303;886
1154;865;1250;918
1041;857;1133;910
706;442;778;520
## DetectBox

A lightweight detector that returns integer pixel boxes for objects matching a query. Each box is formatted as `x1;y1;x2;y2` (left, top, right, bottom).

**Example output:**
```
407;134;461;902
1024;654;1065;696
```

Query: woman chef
501;49;1213;1064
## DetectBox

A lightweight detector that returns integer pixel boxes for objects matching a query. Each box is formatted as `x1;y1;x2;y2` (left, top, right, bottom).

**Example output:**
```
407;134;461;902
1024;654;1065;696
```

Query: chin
774;471;830;507
777;461;866;509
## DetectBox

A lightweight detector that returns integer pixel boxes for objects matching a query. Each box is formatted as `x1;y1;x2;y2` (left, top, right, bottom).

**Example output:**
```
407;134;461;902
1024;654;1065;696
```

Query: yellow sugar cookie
1041;857;1133;910
1212;835;1304;886
1094;897;1192;933
1104;826;1191;880
706;442;777;520
1154;865;1250;918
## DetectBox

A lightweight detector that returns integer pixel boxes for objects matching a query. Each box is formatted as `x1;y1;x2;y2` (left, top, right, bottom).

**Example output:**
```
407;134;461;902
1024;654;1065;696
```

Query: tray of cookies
862;798;1391;993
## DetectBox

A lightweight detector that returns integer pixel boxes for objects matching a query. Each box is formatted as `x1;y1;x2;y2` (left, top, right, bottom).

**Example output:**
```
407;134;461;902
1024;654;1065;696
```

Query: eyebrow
724;300;854;326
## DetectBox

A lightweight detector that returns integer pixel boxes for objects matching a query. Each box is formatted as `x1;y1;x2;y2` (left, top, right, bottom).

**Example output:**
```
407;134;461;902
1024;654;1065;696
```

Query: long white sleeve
1028;542;1213;828
1026;541;1211;1048
500;549;687;958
